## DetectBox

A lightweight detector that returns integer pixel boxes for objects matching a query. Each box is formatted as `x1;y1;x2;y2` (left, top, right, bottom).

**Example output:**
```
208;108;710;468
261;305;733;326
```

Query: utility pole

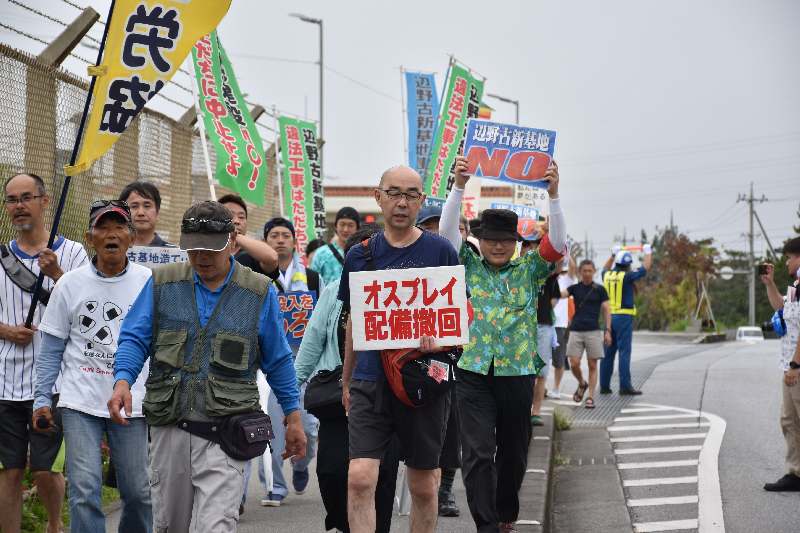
737;182;768;326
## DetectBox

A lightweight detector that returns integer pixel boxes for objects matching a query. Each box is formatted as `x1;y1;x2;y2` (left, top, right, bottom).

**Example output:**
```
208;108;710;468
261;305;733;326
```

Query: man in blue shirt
107;201;305;533
600;245;653;395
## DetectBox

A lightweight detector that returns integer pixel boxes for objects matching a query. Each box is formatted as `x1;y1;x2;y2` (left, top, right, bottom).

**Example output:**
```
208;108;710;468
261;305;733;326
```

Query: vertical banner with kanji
65;0;231;176
349;266;469;351
277;116;325;256
404;72;439;178
277;291;317;346
191;31;268;205
424;63;484;199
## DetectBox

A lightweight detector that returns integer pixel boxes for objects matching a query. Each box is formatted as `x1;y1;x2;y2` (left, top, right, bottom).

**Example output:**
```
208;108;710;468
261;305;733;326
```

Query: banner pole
25;0;116;328
273;105;285;218
399;66;408;165
191;53;217;201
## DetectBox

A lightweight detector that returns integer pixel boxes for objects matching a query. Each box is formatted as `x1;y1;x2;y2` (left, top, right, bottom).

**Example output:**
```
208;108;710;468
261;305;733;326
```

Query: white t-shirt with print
38;262;151;417
554;274;576;328
0;236;89;400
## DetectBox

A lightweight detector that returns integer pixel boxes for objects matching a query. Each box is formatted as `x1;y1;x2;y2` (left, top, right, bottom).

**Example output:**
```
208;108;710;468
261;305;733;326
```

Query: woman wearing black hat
439;155;567;532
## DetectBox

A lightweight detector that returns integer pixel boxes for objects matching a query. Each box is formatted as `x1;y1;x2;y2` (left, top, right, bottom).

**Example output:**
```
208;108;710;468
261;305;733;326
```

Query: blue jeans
61;409;151;533
601;314;634;390
267;384;319;497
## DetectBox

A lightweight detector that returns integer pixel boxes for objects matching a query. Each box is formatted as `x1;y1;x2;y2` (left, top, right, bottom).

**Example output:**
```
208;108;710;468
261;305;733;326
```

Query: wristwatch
789;361;800;370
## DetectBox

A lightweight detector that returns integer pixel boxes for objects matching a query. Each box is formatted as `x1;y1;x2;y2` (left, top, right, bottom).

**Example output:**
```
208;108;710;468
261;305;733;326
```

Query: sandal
573;381;588;403
585;397;595;409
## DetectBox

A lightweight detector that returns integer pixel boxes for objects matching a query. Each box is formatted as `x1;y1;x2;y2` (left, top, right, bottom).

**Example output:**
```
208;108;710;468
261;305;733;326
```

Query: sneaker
764;473;800;491
619;388;643;395
261;492;285;506
546;389;561;400
438;490;460;517
530;415;544;426
599;388;612;394
293;468;310;495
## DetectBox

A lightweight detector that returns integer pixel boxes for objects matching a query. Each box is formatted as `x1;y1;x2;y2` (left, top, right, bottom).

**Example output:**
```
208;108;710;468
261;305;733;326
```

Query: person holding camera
761;237;800;492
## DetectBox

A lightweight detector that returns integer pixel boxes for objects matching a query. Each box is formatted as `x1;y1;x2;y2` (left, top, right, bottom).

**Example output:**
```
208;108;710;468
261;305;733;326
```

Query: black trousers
316;416;400;532
456;367;535;532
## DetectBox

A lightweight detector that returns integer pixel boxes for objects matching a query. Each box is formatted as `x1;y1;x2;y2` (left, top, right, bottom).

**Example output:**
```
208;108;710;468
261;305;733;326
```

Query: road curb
518;408;556;531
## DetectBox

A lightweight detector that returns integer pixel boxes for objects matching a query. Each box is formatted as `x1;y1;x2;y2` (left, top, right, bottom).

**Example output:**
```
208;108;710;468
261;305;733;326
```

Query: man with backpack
312;206;360;284
339;165;461;533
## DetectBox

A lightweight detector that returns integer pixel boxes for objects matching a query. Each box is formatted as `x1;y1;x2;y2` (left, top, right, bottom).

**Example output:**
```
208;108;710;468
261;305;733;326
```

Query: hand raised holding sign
543;160;559;199
454;155;470;190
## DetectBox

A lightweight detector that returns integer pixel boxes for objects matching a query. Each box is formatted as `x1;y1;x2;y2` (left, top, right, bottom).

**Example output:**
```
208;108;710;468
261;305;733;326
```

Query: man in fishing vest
108;201;305;532
600;245;653;395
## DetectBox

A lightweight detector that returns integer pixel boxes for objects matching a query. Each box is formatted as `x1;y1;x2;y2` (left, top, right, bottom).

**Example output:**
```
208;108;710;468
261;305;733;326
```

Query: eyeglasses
90;199;131;214
4;194;44;206
182;217;235;233
379;189;423;202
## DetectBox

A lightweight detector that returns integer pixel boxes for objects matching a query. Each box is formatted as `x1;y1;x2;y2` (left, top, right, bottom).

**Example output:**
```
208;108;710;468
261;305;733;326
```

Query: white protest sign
126;246;188;269
349;265;469;351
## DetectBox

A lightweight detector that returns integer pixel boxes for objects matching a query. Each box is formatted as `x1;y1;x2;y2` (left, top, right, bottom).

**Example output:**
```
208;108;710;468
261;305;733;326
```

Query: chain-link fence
0;43;280;248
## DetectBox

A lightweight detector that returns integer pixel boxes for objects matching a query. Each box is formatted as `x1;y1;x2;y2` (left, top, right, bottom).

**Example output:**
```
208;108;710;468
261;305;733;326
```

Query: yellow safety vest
603;270;636;316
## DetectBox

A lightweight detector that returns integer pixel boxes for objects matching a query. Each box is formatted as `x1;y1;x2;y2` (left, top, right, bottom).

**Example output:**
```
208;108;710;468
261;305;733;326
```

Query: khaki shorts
566;330;605;359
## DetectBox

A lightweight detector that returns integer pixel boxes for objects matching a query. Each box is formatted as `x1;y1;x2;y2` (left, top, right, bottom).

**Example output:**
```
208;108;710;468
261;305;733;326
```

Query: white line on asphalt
614;413;703;422
608;422;710;432
633;518;699;532
623;476;698;487
628;495;699;507
617;459;699;470
541;406;554;412
526;469;546;474
610;433;707;443
514;519;542;526
533;436;550;440
614;445;703;455
620;407;674;414
550;399;582;406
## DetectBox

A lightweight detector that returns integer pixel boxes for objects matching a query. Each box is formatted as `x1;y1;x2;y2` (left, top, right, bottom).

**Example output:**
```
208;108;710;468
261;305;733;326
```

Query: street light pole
289;13;324;173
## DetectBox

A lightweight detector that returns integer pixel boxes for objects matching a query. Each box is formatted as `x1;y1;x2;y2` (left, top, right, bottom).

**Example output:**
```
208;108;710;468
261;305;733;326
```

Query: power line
325;66;401;102
231;52;318;66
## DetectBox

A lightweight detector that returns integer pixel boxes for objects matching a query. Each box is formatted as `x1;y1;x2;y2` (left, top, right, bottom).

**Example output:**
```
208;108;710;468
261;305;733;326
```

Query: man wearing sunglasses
33;200;152;532
108;201;305;532
0;173;89;533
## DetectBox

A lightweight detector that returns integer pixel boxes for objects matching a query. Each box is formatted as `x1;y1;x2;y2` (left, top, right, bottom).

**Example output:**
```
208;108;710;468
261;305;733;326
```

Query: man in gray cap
107;201;306;532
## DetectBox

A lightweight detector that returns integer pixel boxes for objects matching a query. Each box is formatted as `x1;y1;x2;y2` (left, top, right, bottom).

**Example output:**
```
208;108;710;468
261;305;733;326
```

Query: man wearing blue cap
416;204;442;233
600;245;653;395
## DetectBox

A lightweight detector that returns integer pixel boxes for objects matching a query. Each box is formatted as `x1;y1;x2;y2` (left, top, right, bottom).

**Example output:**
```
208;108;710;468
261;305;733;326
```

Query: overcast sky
2;0;798;256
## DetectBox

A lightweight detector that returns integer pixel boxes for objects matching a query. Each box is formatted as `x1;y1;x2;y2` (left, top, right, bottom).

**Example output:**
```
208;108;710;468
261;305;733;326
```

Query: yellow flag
65;0;231;176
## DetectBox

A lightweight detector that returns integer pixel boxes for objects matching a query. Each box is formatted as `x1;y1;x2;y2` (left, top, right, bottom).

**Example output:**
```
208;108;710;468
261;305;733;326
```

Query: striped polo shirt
0;236;89;401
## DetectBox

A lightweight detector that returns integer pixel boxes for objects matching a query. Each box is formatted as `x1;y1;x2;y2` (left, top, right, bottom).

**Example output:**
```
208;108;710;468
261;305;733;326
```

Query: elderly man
108;201;305;532
340;166;461;533
0;172;89;533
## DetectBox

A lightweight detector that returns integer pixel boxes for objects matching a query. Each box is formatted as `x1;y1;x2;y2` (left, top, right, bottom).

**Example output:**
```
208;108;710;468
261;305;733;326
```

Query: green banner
424;63;485;198
277;116;325;257
191;31;267;205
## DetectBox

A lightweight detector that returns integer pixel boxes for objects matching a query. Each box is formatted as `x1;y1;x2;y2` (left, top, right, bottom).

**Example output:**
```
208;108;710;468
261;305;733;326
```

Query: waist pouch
304;366;345;419
179;412;273;461
380;347;461;408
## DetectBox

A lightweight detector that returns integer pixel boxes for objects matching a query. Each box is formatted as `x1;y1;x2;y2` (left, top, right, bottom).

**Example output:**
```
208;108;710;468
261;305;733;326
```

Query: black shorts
0;396;64;471
349;379;450;470
552;327;570;369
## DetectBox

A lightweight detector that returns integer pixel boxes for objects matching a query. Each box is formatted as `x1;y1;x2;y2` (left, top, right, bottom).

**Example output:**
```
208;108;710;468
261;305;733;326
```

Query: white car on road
736;326;765;342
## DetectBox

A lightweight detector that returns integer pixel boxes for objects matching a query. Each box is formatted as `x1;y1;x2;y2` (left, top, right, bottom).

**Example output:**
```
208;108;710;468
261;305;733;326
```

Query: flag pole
25;0;117;328
273;105;285;218
191;51;217;201
399;66;408;165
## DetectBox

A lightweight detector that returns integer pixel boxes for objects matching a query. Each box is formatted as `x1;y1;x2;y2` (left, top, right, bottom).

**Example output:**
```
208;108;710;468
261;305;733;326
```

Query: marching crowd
0;159;660;533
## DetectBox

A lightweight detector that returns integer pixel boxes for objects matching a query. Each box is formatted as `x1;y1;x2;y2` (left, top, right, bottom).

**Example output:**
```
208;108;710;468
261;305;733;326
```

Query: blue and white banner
405;72;439;178
491;202;540;221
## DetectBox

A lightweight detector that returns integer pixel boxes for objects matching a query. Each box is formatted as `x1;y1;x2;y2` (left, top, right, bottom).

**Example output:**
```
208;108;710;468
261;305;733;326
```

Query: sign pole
399;66;408;164
273;106;285;217
191;55;217;201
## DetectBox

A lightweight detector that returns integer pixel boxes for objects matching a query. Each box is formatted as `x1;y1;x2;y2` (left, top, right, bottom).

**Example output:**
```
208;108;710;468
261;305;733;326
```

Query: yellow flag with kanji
65;0;231;176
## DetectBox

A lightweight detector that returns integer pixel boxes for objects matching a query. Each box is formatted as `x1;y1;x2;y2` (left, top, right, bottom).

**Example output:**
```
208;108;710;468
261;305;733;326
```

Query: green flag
424;63;484;198
277;116;325;257
191;31;268;205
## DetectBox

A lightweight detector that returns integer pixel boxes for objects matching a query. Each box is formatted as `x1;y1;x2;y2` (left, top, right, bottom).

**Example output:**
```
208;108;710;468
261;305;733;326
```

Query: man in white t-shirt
33;200;152;532
0;173;89;533
550;257;577;399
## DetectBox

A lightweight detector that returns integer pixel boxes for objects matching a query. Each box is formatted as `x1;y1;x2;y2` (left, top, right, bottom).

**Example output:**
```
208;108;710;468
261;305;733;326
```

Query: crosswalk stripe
617;459;699;470
628;495;698;507
633;518;699;532
614;413;703;423
610;433;707;443
614;445;703;455
608;422;710;432
623;476;698;487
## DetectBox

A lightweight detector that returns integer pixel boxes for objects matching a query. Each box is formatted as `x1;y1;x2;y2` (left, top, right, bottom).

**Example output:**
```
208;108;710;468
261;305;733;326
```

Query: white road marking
614;413;703;423
628;495;699;507
617;459;699;470
623;476;698;487
614;445;703;455
526;468;545;474
633;518;699;532
610;433;707;443
533;436;550;441
608;422;710;432
620;407;674;414
514;519;541;526
551;399;582;406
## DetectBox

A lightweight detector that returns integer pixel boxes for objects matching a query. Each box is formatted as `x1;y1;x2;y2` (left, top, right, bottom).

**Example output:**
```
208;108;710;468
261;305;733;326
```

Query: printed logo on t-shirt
78;299;126;370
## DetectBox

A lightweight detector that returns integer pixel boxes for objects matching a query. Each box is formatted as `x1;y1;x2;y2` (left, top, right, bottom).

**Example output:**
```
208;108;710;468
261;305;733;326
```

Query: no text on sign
349;265;469;351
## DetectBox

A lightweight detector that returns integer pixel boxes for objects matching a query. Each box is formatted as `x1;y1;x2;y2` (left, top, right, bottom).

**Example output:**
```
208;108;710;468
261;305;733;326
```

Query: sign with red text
277;291;317;346
349;266;469;350
465;119;556;188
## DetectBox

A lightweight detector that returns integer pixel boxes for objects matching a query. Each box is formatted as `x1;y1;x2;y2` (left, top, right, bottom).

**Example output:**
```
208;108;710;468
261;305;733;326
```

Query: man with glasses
108;201;305;532
339;166;461;533
0;173;88;533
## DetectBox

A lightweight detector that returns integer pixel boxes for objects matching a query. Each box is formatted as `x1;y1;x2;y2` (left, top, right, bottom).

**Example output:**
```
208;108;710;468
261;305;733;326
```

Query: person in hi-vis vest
600;245;653;395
